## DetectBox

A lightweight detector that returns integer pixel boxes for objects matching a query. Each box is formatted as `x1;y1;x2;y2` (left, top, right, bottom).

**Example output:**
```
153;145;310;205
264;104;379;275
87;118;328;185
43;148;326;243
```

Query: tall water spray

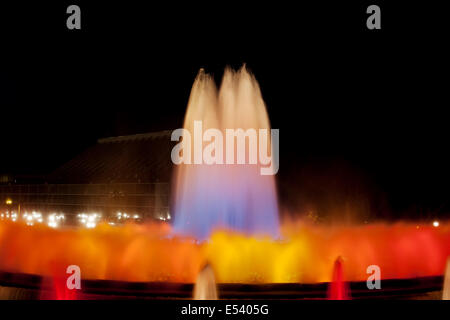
172;67;280;240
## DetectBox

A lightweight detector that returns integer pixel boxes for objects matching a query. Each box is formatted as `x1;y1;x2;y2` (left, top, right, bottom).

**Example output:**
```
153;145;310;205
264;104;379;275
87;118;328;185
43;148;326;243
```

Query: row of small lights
0;209;437;228
0;211;64;227
3;197;171;226
159;213;171;221
77;213;101;228
108;212;145;226
0;210;152;229
3;196;169;228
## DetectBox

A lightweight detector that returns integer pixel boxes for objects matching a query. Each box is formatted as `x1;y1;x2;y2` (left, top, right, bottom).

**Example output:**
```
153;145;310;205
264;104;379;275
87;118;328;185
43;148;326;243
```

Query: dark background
1;1;449;221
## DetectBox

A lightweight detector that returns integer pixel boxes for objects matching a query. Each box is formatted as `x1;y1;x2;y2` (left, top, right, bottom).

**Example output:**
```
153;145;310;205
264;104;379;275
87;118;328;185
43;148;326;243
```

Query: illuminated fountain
0;67;450;299
327;257;350;300
193;264;218;300
171;67;279;240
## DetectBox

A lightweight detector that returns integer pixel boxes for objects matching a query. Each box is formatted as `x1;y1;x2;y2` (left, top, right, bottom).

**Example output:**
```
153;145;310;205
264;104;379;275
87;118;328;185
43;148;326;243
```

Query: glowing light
77;212;101;229
5;198;12;205
86;222;96;228
47;213;65;228
433;221;440;227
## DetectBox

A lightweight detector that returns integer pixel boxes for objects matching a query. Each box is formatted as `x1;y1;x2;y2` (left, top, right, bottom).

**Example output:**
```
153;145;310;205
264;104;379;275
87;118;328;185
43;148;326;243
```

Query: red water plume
40;276;79;300
327;257;350;300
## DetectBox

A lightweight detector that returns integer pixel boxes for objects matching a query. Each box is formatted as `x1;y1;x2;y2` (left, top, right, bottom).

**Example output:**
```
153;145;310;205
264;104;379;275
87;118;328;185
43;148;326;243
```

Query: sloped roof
48;131;174;183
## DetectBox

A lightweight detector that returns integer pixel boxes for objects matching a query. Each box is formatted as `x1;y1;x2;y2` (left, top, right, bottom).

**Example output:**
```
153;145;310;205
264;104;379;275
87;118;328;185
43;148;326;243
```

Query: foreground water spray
443;257;450;300
193;264;218;300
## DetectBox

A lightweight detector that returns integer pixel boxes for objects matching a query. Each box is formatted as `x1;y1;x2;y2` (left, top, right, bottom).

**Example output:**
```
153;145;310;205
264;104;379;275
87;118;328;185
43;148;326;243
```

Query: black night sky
1;2;449;220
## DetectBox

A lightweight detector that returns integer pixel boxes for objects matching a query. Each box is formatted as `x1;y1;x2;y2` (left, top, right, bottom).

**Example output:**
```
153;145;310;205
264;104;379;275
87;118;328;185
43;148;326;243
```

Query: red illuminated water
327;257;350;300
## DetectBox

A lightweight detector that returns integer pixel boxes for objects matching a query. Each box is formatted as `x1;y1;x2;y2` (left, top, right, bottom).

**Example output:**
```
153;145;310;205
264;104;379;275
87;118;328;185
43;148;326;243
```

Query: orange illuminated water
1;220;449;284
